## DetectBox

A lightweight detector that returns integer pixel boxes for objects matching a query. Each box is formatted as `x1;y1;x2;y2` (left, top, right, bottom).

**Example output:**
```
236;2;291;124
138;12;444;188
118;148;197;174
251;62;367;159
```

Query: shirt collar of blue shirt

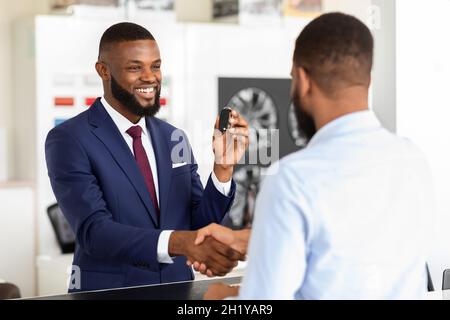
307;110;382;149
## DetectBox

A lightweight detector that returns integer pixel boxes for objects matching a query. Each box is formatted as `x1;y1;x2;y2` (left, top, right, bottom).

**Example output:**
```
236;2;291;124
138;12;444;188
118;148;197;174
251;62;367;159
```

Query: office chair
47;203;76;254
0;282;21;299
442;269;450;290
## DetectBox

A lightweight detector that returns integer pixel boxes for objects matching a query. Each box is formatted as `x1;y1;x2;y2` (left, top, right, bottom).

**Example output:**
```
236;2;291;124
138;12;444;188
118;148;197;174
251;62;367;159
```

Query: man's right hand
188;223;251;277
194;223;250;254
168;231;245;277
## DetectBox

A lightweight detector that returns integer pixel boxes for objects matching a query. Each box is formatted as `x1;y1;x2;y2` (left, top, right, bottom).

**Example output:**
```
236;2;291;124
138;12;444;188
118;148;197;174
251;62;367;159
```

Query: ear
95;61;110;81
298;67;311;98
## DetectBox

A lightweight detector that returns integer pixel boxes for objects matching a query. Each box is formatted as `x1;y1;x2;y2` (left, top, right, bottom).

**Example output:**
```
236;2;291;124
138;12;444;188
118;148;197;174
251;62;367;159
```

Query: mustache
110;75;161;118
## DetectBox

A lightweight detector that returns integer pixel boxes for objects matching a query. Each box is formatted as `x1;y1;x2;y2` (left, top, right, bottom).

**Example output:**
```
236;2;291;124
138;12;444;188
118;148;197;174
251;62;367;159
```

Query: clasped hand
187;223;251;277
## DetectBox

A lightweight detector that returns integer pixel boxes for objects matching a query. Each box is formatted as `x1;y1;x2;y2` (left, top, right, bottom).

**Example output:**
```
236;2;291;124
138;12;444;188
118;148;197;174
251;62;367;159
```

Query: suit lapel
146;117;172;226
88;100;159;227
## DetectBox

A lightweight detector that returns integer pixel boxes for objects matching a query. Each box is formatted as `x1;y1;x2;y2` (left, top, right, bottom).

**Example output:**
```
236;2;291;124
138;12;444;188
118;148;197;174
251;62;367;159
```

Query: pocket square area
172;162;188;168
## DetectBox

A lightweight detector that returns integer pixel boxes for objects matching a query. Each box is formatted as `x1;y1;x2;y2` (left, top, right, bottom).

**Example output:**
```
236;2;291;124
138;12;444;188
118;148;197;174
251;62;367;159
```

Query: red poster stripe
85;97;97;106
54;97;74;106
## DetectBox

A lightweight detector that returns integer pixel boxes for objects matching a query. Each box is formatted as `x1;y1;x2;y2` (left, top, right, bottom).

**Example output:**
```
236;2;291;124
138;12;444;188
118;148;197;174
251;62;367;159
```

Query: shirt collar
101;97;147;136
307;110;382;148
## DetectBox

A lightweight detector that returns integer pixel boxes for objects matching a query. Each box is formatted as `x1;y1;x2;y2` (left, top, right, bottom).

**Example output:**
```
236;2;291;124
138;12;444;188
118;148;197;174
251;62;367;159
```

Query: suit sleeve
45;126;162;271
180;132;236;230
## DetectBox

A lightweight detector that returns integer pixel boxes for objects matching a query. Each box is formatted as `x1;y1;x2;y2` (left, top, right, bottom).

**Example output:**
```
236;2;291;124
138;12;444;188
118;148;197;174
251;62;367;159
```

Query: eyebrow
126;59;162;64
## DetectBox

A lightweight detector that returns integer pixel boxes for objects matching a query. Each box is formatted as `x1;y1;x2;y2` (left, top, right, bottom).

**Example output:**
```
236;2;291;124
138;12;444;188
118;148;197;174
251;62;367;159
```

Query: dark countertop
28;277;242;300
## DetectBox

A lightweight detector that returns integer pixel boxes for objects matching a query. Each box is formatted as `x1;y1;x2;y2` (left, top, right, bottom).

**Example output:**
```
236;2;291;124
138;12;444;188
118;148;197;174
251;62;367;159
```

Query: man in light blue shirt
200;12;434;299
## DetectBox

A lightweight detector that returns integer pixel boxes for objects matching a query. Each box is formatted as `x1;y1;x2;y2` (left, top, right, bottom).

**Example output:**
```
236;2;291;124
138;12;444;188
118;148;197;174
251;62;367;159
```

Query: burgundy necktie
126;126;159;215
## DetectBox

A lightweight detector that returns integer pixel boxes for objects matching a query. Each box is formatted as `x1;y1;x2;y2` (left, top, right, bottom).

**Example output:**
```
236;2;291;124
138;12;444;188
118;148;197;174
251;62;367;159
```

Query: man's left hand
213;110;249;182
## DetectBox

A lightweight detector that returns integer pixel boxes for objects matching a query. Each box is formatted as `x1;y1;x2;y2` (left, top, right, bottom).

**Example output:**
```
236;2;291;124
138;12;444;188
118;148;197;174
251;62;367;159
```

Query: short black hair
293;12;374;96
99;22;155;57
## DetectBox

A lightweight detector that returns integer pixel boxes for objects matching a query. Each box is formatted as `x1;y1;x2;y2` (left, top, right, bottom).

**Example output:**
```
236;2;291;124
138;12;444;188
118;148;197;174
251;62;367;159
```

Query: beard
110;75;161;118
292;88;317;144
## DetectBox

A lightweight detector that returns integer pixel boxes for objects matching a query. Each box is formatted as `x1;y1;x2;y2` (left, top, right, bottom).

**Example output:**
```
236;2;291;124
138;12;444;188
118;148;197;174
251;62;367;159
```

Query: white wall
0;184;35;297
324;0;372;21
396;0;450;289
0;128;6;181
371;0;396;132
0;0;50;298
0;0;50;181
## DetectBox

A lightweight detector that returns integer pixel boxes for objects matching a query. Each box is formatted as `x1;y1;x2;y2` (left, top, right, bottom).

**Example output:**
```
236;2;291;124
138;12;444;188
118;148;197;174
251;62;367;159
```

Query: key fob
219;107;232;133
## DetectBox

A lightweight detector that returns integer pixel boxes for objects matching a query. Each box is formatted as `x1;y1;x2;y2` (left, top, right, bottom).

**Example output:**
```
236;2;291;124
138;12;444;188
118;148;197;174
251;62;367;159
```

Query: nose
140;67;157;83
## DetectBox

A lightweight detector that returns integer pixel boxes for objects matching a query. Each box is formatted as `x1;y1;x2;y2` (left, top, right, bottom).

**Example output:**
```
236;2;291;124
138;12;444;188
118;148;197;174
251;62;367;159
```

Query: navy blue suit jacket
45;99;236;292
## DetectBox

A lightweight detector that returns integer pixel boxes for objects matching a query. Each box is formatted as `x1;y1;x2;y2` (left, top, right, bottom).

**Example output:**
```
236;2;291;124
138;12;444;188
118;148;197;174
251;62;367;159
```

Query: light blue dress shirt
238;110;434;299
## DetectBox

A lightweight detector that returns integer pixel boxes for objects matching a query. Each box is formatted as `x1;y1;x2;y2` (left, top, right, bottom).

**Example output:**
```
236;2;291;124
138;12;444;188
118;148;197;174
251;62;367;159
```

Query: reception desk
28;275;450;300
28;277;242;300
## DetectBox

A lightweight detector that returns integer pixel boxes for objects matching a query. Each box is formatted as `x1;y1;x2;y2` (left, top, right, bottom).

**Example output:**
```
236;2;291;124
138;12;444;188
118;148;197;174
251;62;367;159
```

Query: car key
219;107;232;133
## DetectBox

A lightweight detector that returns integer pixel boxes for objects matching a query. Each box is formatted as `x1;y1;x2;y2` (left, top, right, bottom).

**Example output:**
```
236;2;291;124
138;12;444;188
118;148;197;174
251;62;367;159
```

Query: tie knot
127;126;143;139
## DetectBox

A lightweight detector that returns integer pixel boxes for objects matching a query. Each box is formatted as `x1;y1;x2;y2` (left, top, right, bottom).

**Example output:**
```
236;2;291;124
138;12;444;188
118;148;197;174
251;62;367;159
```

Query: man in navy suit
45;22;249;292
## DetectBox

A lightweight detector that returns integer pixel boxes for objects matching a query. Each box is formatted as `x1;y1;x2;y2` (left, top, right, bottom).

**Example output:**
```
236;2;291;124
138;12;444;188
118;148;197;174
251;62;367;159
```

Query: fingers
229;110;248;128
228;127;249;154
199;263;208;274
228;127;249;137
192;261;208;274
231;133;249;150
214;116;220;130
194;224;250;255
213;128;224;140
212;109;249;164
201;224;234;247
210;238;245;262
206;253;237;276
190;262;210;275
191;261;215;277
190;261;210;277
190;226;246;277
215;109;248;134
197;261;235;277
194;228;212;245
194;223;224;245
201;238;241;276
190;254;234;277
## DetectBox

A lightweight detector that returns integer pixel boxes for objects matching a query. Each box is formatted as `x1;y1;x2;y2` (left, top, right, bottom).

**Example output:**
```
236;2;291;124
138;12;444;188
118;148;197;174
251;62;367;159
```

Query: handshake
169;223;251;277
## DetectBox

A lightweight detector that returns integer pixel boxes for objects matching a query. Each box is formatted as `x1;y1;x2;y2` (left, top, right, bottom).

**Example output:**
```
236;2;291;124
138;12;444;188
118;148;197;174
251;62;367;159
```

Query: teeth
136;87;155;93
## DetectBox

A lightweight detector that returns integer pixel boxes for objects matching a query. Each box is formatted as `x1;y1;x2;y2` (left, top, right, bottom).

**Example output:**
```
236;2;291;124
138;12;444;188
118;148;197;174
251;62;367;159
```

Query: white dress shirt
101;97;231;264
239;110;434;299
